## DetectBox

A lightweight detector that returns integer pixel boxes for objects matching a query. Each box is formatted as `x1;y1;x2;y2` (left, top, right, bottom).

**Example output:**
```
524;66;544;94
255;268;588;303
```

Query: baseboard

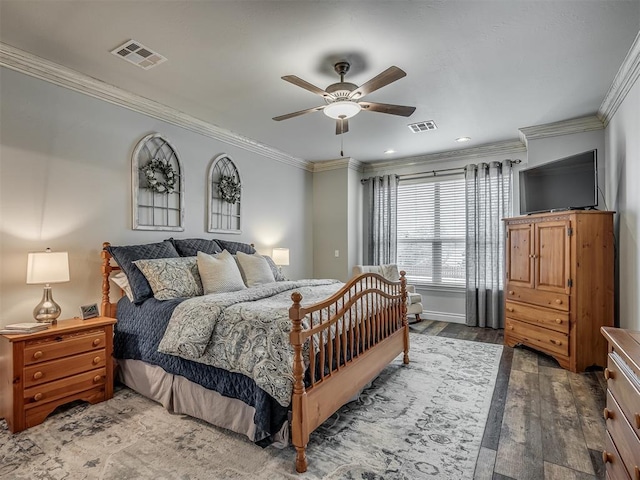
421;310;466;324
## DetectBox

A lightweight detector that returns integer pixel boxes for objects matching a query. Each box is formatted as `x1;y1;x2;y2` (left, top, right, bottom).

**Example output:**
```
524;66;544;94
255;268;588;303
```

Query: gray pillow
134;257;203;300
106;240;180;304
264;255;287;281
197;250;246;294
235;252;276;287
169;238;222;257
215;239;256;255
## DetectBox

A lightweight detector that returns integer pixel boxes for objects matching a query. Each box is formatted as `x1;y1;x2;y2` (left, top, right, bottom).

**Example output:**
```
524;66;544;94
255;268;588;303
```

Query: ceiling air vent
111;40;167;70
408;120;437;133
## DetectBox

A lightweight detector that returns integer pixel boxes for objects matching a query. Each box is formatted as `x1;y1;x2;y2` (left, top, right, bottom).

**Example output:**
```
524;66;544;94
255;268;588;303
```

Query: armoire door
506;222;534;289
534;220;571;294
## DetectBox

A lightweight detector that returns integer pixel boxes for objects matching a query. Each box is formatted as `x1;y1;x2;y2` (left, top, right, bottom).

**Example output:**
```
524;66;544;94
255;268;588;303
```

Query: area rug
0;334;502;479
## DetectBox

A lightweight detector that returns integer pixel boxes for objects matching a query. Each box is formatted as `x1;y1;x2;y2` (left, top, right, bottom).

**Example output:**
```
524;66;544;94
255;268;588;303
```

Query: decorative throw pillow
214;239;256;255
106;240;180;304
168;238;222;257
235;252;276;287
197;250;246;294
380;263;401;282
263;255;287;281
110;271;134;301
134;257;203;300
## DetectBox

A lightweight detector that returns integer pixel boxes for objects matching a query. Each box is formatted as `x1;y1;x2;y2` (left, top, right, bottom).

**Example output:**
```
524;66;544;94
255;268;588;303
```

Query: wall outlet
334;250;339;258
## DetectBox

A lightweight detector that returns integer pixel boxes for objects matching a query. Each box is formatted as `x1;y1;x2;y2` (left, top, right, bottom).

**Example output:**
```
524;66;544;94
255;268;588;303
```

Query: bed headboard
101;242;121;319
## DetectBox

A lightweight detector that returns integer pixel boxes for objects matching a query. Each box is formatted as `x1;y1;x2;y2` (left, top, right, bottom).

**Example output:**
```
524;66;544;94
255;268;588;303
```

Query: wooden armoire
503;210;614;372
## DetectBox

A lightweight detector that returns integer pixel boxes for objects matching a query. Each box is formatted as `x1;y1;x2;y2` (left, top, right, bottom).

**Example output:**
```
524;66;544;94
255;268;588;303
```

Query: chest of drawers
0;317;116;433
601;327;640;480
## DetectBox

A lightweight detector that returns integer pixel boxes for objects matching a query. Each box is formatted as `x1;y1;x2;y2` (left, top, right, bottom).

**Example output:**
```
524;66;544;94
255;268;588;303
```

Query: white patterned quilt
158;280;342;406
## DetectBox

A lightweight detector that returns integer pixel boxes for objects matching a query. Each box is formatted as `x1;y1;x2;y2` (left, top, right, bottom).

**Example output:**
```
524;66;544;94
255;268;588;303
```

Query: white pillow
111;271;133;301
235;252;276;287
197;250;246;294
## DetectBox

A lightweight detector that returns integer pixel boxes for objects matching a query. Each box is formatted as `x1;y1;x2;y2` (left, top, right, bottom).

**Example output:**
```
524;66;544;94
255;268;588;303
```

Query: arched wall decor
208;154;242;234
132;133;185;231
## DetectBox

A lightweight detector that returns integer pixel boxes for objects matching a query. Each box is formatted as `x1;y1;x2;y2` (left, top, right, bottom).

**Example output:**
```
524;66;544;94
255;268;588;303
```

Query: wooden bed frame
100;242;410;473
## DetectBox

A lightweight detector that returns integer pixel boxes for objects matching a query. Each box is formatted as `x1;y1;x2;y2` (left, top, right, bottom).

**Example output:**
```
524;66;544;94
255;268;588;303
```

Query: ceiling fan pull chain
340;133;344;157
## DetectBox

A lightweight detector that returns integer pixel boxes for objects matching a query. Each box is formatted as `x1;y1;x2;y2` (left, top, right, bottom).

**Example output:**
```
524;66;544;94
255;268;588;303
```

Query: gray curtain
465;161;513;328
365;174;399;265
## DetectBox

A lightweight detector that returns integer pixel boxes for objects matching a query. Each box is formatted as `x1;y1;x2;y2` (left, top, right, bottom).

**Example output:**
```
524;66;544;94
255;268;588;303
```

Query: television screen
519;150;598;215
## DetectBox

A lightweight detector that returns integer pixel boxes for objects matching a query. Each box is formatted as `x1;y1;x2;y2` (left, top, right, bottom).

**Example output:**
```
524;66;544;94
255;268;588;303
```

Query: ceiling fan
273;61;416;135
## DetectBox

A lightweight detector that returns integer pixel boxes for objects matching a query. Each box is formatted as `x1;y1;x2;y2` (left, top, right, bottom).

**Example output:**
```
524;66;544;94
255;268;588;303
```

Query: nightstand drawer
24;349;107;388
605;390;640;479
603;430;631;480
505;301;569;333
24;367;106;407
607;352;640;440
506;318;569;356
24;329;106;365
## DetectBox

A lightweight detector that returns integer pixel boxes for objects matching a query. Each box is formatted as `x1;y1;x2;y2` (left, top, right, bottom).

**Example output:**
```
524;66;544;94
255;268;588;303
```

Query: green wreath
219;175;241;204
140;158;177;194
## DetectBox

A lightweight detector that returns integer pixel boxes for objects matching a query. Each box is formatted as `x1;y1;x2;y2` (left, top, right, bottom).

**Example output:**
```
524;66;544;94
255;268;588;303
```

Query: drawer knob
33;371;43;380
602;450;613;464
93;356;101;365
507;307;514;312
33;393;43;402
550;339;562;346
33;351;43;360
555;319;562;324
93;375;102;383
604;368;614;380
555;299;562;305
508;325;514;330
508;290;514;295
92;338;101;346
634;412;640;430
634;466;640;480
603;408;613;420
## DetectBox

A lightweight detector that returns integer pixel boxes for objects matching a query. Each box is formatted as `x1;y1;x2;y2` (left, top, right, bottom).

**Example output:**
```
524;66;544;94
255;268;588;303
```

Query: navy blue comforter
112;296;288;444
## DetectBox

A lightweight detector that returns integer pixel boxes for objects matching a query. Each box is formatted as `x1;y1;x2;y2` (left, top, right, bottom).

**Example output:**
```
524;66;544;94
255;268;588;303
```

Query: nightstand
0;316;116;433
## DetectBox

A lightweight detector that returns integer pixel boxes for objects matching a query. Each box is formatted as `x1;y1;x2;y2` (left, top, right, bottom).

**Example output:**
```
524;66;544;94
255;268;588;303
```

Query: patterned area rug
0;334;502;479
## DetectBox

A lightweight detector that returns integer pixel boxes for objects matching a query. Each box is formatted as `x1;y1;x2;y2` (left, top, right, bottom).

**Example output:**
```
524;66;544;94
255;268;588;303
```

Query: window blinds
397;175;466;287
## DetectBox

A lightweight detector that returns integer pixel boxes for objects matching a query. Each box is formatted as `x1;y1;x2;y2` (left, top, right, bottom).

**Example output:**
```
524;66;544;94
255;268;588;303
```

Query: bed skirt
117;359;289;448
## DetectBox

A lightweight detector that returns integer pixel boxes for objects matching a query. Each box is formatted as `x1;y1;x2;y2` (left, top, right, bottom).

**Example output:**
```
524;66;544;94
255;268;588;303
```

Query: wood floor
410;320;607;480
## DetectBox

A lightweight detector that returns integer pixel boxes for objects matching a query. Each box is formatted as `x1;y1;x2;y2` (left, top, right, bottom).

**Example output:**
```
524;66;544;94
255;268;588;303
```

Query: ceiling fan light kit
273;61;416;135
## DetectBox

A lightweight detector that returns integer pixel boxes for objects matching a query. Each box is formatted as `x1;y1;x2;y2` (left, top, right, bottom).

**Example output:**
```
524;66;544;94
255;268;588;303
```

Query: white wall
0;67;313;325
605;75;640;330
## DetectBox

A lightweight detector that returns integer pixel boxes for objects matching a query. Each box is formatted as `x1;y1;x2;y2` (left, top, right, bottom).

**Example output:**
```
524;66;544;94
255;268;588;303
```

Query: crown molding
312;157;364;173
0;42;313;171
598;30;640;127
362;140;526;174
518;115;604;148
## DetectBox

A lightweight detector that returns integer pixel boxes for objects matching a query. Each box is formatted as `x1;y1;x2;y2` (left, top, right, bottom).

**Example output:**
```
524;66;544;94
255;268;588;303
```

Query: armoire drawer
505;301;569;333
505;318;569;357
506;285;569;312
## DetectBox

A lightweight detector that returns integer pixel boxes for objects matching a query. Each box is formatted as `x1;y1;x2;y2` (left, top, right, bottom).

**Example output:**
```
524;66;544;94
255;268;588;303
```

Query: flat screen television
519;149;598;215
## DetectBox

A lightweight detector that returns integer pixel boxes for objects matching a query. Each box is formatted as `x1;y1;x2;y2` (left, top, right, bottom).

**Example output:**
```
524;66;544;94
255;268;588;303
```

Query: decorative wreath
219;175;241;204
140;158;177;194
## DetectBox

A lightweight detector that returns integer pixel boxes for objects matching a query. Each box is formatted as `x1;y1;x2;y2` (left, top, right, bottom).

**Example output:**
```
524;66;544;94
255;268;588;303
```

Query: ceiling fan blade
282;75;330;97
272;105;325;121
335;118;349;135
359;101;416;117
349;66;407;99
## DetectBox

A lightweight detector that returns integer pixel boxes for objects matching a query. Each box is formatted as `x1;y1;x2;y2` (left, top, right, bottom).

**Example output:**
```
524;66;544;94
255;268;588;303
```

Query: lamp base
33;285;62;324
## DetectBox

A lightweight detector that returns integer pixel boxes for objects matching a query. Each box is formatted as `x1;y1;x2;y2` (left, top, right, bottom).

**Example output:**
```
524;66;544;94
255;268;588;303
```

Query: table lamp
26;248;70;323
272;247;289;276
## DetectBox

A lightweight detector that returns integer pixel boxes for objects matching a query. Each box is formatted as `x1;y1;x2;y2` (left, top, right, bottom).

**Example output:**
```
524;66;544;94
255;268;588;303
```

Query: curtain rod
361;159;522;183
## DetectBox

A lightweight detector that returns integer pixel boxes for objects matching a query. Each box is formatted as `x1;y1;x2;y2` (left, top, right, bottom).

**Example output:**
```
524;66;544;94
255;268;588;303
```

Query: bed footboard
289;272;409;473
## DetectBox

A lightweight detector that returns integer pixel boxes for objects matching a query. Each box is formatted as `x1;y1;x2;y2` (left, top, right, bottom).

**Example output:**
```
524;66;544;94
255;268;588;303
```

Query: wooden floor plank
474;447;498;480
482;347;514;450
494;370;543;480
437;322;469;338
544;462;597;480
511;347;539;374
568;373;606;451
539;370;594;475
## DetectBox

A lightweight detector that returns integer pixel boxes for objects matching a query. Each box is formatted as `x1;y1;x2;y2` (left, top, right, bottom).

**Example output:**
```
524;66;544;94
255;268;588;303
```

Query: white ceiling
0;1;638;164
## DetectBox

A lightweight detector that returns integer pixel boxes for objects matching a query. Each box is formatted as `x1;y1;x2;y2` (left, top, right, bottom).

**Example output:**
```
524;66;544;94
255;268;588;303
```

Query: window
397;175;466;287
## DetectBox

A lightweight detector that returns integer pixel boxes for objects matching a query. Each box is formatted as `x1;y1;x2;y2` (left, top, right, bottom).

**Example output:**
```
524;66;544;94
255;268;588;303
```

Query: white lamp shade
323;101;361;119
26;250;70;284
272;248;290;266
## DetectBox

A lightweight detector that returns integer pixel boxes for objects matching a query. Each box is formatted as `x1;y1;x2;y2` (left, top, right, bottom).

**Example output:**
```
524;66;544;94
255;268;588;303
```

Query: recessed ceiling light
384;149;396;154
456;137;471;143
